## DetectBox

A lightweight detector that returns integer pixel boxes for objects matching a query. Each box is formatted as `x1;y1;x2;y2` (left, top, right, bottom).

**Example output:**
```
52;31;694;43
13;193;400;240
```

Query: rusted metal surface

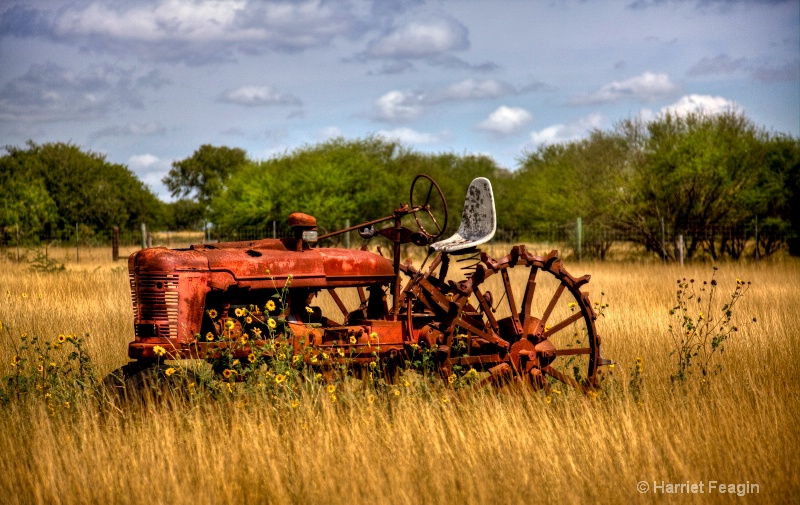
119;175;611;393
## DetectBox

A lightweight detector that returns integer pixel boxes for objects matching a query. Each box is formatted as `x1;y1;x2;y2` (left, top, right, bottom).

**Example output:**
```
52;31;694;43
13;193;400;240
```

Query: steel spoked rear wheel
466;247;603;392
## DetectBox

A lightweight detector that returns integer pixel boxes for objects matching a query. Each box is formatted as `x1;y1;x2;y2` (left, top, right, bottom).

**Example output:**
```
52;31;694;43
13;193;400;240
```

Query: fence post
140;223;147;249
660;217;667;262
576;217;582;263
112;226;120;261
273;220;277;239
344;219;350;249
754;215;760;262
678;234;684;267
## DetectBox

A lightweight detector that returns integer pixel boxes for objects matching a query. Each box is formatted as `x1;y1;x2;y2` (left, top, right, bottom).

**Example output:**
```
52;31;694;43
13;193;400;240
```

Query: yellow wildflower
266;300;276;312
394;389;401;396
222;369;233;379
245;316;253;324
370;332;378;340
545;396;552;404
232;359;239;366
310;355;318;364
235;308;245;317
225;319;235;330
248;353;257;363
369;361;377;370
448;373;457;384
208;309;218;319
330;394;337;402
268;318;277;329
165;367;175;377
252;327;262;337
349;335;357;344
336;348;344;357
275;374;286;384
153;345;166;357
240;335;248;345
63;401;70;409
315;373;323;382
305;306;314;314
291;399;299;408
368;394;375;404
568;302;577;308
292;354;301;364
327;384;336;394
11;355;20;366
441;396;448;404
37;364;44;373
57;334;66;343
206;332;215;341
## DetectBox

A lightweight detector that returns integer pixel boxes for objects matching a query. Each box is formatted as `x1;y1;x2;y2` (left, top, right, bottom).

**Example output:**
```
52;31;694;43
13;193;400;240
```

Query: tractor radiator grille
130;273;179;339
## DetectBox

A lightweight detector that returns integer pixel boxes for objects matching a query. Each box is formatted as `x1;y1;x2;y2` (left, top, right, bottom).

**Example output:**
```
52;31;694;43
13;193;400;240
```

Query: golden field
0;246;798;504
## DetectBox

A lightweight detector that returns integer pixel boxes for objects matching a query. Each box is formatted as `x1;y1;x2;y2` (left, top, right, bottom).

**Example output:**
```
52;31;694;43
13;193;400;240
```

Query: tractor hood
129;238;395;289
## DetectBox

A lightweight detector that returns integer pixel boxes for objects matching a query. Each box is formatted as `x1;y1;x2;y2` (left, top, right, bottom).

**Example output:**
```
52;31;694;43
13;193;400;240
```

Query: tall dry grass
0;247;798;503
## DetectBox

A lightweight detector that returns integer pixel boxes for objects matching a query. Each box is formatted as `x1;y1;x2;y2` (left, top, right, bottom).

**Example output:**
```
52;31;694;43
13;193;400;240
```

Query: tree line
2;111;798;258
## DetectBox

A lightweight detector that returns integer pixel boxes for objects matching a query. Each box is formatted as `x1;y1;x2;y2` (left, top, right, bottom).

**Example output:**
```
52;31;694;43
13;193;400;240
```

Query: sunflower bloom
206;332;215;341
153;345;166;357
248;353;257;363
266;300;276;312
268;318;277;329
349;335;357;345
208;309;218;319
222;369;233;379
165;367;175;377
291;399;299;408
275;374;286;384
245;316;253;324
448;373;457;384
370;332;378;340
235;308;245;317
57;334;66;343
327;384;336;394
305;306;314;314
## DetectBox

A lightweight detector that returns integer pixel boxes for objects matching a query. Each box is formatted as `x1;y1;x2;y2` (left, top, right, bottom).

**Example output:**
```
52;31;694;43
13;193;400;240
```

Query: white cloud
377;127;442;145
478;106;532;135
371;78;523;122
572;72;678;105
94;121;166;138
527;113;604;147
318;126;343;140
128;153;173;198
373;90;425;122
427;78;515;104
659;94;739;117
365;18;469;59
220;86;301;106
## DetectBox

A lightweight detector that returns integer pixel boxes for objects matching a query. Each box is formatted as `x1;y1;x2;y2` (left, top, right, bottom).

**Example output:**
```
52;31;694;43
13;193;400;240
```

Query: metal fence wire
1;218;790;262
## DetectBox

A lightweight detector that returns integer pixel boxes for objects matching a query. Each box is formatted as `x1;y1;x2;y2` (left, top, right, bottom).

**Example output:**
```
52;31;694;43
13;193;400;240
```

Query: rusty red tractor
105;175;612;396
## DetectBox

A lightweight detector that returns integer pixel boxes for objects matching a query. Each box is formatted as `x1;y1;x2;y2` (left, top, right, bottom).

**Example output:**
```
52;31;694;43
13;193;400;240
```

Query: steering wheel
409;174;448;240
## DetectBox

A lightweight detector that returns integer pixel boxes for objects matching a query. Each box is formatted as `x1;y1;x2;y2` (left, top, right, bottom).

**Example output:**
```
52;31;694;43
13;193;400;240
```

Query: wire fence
1;217;791;264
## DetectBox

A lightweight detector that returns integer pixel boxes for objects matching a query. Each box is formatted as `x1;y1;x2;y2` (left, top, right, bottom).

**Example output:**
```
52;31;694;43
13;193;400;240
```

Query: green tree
616;112;768;260
1;141;161;240
510;130;629;257
163;145;248;217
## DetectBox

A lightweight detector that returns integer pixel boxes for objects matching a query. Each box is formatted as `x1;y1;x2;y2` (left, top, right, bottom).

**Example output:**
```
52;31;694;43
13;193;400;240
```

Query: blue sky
1;0;797;201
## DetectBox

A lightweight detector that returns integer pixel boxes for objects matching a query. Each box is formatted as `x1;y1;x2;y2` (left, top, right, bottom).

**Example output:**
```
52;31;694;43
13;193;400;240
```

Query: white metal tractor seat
430;177;496;253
